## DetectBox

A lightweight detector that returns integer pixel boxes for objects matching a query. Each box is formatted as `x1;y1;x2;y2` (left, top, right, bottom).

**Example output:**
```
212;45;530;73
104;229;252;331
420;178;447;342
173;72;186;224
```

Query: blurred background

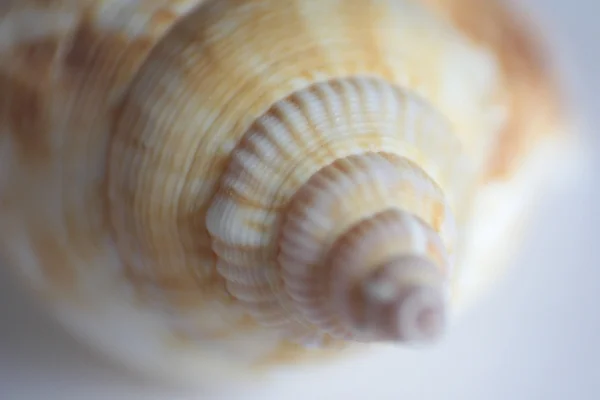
0;0;598;398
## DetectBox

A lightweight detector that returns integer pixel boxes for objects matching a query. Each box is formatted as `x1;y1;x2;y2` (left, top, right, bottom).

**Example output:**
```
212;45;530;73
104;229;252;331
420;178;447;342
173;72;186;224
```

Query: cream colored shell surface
0;0;567;384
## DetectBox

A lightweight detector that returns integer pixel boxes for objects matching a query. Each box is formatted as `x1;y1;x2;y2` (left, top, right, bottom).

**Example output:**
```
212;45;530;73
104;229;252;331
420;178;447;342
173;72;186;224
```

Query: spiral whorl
278;153;452;343
326;211;449;342
350;254;447;342
206;76;464;346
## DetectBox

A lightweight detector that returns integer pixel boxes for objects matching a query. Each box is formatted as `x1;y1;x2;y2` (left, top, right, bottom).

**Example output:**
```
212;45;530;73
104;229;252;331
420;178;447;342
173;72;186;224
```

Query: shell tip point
393;285;448;344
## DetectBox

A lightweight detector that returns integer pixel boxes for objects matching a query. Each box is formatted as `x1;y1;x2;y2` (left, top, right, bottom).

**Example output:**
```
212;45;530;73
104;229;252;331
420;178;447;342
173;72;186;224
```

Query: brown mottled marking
418;0;566;180
338;0;395;80
1;73;52;162
12;38;62;78
29;226;76;293
430;200;445;231
62;15;105;77
150;8;178;30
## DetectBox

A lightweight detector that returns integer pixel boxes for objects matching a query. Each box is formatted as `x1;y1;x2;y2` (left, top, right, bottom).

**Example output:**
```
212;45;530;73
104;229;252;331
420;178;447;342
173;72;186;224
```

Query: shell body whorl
0;0;568;384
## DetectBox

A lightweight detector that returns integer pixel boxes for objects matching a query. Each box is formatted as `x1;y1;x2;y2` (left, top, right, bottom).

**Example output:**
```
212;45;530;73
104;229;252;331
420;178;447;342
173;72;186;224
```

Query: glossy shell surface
0;0;569;385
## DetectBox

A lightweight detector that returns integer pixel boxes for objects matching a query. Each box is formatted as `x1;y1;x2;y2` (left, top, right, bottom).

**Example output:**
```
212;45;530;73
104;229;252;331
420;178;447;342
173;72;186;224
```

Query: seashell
0;0;573;386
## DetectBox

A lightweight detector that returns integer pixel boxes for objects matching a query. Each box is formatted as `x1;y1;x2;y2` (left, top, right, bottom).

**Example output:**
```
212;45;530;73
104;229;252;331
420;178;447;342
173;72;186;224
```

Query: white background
1;0;599;398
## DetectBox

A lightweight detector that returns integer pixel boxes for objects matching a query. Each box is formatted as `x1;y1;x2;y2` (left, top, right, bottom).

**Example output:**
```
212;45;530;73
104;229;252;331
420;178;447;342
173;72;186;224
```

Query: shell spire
279;157;452;343
206;76;464;346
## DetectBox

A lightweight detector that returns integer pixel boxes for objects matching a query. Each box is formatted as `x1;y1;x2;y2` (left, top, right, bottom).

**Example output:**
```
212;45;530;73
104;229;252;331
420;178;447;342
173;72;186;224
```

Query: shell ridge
207;75;465;344
105;0;501;336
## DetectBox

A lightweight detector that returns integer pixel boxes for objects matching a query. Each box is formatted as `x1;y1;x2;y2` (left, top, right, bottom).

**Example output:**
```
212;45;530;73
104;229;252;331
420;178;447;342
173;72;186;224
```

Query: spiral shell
0;0;568;384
